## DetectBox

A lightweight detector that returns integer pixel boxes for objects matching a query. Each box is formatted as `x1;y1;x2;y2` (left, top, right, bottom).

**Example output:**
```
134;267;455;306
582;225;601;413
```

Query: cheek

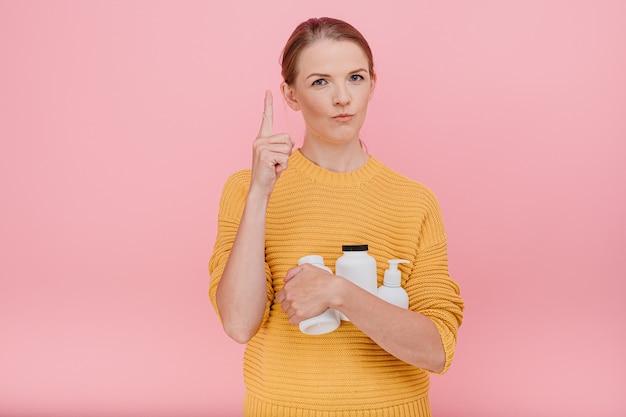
300;98;327;119
354;92;372;119
357;88;373;105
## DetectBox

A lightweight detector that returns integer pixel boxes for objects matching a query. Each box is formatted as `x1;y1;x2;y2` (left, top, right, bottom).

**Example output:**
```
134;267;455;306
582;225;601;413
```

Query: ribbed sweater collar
289;149;383;186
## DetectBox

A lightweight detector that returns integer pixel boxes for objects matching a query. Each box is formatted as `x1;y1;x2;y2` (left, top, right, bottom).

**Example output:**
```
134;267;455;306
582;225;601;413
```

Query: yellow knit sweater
209;150;464;417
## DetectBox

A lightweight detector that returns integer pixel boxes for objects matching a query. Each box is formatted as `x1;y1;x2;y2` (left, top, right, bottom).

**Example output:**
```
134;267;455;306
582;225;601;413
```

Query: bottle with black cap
335;244;377;321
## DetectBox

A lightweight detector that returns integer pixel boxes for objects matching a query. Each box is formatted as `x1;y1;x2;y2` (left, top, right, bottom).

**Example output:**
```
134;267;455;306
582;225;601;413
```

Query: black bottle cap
342;244;369;251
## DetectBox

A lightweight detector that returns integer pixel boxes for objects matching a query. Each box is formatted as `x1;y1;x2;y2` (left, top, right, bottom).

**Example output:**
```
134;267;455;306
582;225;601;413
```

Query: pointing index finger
258;89;273;137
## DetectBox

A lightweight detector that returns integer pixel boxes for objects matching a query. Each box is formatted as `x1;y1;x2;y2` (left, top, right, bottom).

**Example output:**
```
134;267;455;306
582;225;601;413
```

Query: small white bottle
377;260;410;309
335;244;377;321
297;255;341;335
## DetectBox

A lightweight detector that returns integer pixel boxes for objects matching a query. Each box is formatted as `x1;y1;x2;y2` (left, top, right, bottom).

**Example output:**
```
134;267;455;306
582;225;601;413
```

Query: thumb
284;266;302;283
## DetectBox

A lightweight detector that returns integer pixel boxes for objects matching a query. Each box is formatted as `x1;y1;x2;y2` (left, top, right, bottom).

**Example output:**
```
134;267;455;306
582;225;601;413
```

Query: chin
327;127;361;141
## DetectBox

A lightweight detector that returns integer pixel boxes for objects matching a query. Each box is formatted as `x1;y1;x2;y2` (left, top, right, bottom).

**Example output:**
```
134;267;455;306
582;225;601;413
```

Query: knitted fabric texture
209;149;464;416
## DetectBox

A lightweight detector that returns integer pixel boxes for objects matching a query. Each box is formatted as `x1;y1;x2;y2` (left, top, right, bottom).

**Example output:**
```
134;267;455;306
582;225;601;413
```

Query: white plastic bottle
377;259;410;309
335;244;377;321
297;255;341;335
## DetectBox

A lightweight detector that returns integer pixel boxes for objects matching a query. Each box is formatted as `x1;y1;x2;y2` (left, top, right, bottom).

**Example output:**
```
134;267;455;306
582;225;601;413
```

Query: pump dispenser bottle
377;260;410;309
335;245;377;321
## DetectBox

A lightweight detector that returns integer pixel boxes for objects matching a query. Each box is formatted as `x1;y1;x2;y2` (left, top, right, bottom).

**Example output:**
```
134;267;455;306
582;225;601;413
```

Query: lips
333;114;353;122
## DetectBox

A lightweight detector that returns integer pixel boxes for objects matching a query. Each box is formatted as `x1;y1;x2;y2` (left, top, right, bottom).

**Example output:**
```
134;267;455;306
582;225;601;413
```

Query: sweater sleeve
405;189;464;375
208;170;275;326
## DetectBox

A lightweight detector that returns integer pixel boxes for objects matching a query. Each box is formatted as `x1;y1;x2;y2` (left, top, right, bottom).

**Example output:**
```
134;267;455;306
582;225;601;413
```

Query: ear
368;73;377;101
281;82;300;111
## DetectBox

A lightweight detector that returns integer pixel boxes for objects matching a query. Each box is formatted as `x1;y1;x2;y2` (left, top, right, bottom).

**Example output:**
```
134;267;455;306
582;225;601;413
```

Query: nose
333;84;351;106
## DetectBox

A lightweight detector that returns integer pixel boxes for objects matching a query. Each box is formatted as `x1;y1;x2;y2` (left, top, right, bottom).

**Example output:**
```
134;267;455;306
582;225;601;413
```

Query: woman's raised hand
250;90;294;196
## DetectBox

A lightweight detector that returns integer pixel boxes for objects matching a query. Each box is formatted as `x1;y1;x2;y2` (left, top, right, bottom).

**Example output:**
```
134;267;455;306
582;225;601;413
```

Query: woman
209;17;464;416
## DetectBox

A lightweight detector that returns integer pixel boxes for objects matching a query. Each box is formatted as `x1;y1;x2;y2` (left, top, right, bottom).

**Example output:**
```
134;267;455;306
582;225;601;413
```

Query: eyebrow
305;68;368;80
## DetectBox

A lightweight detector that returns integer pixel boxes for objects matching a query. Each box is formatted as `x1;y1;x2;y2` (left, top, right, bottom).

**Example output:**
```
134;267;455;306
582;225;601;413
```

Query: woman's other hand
276;264;339;325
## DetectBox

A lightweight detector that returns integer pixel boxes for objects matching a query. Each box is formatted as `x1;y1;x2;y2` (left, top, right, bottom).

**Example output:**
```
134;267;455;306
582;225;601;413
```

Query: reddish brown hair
280;17;375;85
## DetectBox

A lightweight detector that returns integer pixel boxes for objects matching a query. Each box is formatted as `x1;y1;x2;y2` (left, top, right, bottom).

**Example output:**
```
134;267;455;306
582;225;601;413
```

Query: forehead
296;39;369;76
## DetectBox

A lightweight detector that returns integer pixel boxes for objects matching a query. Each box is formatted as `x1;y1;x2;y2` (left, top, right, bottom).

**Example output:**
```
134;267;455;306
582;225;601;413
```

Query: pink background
1;1;625;416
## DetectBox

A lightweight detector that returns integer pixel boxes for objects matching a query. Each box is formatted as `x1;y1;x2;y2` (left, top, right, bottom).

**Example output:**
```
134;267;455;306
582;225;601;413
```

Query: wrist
246;186;271;207
328;275;351;311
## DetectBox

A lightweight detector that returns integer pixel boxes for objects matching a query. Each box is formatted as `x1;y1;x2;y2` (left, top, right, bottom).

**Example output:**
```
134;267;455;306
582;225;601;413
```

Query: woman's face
282;39;376;146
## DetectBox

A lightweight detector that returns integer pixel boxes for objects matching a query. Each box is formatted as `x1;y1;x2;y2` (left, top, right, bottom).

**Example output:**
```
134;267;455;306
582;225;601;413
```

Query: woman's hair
280;17;375;85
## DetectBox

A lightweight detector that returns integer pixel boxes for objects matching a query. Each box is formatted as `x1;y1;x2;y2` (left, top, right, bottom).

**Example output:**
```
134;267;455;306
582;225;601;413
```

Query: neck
300;140;370;173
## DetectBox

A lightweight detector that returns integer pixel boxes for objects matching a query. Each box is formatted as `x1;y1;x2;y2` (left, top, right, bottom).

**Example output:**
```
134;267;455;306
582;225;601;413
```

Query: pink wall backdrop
1;1;625;416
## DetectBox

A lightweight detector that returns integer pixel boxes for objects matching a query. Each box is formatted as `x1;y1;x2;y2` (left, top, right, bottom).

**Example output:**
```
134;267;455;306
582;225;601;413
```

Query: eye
312;78;328;86
349;74;365;82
